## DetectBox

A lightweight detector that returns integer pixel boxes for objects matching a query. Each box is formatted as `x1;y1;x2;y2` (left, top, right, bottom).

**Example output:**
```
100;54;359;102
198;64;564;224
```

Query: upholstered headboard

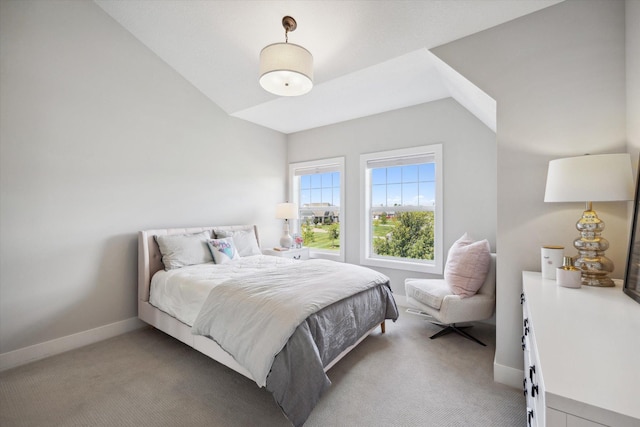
138;225;260;302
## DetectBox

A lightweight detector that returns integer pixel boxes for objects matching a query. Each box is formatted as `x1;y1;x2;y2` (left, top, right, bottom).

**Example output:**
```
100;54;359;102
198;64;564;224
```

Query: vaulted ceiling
95;0;563;134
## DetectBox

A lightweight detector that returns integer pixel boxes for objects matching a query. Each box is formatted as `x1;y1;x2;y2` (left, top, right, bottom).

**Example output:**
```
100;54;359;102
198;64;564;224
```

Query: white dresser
521;272;640;427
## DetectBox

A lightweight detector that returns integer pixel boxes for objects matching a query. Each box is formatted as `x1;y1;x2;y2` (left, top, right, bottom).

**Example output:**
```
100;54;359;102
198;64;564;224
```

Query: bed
138;225;398;426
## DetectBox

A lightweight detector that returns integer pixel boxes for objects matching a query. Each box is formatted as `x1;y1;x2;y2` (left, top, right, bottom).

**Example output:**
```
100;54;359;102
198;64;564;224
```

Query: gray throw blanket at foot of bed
267;284;398;426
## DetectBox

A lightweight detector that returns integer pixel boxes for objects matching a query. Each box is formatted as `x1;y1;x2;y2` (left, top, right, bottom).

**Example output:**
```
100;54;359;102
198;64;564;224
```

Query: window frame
360;144;443;274
289;157;345;262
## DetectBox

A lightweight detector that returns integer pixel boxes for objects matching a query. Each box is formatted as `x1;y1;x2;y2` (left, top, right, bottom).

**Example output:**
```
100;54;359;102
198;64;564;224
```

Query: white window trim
360;144;443;274
289;157;345;262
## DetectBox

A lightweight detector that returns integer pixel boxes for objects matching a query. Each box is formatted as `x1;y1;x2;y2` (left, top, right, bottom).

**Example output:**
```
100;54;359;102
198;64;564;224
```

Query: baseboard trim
493;357;524;389
0;317;145;372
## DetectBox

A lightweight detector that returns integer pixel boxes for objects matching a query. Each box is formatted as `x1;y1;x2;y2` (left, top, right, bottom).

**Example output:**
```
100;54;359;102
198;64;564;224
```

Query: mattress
149;255;298;326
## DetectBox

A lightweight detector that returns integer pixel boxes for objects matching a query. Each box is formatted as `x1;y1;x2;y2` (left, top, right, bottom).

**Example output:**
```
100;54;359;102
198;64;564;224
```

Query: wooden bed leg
380;321;386;334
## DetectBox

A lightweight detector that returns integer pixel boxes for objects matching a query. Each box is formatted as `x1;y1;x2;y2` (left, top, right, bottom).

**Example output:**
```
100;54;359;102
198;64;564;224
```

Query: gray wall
0;0;286;354
432;0;630;384
288;98;497;296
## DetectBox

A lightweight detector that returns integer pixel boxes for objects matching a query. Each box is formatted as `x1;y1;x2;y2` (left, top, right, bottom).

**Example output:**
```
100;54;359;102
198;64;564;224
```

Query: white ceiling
94;0;563;134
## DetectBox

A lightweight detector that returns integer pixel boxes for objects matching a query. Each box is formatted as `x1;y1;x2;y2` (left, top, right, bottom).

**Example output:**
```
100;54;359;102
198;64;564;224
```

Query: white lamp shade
544;153;634;202
259;43;313;96
275;202;299;219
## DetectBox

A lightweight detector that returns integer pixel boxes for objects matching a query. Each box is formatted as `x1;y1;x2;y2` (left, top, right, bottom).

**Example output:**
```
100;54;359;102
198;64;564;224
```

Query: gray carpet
0;310;524;426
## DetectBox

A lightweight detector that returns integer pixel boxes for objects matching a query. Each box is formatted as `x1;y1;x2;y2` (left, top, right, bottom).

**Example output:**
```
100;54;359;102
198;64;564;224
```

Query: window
360;145;443;273
289;157;345;261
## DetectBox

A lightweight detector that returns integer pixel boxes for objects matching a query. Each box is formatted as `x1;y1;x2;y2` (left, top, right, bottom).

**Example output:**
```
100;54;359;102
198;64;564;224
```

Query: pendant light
259;16;313;96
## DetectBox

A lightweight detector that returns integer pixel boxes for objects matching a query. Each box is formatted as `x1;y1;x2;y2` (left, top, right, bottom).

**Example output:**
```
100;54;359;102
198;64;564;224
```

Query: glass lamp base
573;204;615;287
579;273;615;287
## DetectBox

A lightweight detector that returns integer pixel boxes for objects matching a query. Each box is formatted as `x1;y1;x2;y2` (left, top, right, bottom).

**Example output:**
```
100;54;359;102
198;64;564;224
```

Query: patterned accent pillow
444;233;491;298
207;237;240;264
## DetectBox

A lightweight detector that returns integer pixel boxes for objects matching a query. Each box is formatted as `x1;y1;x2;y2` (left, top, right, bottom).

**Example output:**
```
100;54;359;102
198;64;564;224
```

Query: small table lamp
544;153;634;286
276;202;299;248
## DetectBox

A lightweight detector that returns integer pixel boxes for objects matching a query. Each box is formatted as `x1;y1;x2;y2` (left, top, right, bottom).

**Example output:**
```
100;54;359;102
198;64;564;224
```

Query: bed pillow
155;231;213;271
444;233;491;298
214;228;261;257
207;237;240;264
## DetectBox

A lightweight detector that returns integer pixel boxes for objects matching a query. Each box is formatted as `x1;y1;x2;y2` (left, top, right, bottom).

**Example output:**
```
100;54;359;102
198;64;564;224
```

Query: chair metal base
430;323;486;346
405;308;486;346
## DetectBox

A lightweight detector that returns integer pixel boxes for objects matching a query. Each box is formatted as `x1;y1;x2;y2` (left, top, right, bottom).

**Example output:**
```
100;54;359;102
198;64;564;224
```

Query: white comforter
149;255;298;326
190;259;390;387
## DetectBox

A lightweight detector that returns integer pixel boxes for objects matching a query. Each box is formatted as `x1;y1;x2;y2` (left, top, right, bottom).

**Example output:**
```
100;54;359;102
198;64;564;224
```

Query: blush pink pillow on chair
444;233;491;298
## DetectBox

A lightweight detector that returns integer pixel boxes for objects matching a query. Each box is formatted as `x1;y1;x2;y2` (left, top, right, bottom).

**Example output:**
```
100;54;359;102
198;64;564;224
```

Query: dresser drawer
523;291;545;427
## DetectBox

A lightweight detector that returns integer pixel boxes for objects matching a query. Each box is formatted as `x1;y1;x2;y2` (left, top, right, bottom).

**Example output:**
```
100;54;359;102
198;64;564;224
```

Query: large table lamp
544;153;634;287
276;202;299;248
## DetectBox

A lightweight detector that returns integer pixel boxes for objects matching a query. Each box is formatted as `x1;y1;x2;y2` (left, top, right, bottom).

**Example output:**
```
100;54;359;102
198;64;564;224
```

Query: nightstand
262;247;309;260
